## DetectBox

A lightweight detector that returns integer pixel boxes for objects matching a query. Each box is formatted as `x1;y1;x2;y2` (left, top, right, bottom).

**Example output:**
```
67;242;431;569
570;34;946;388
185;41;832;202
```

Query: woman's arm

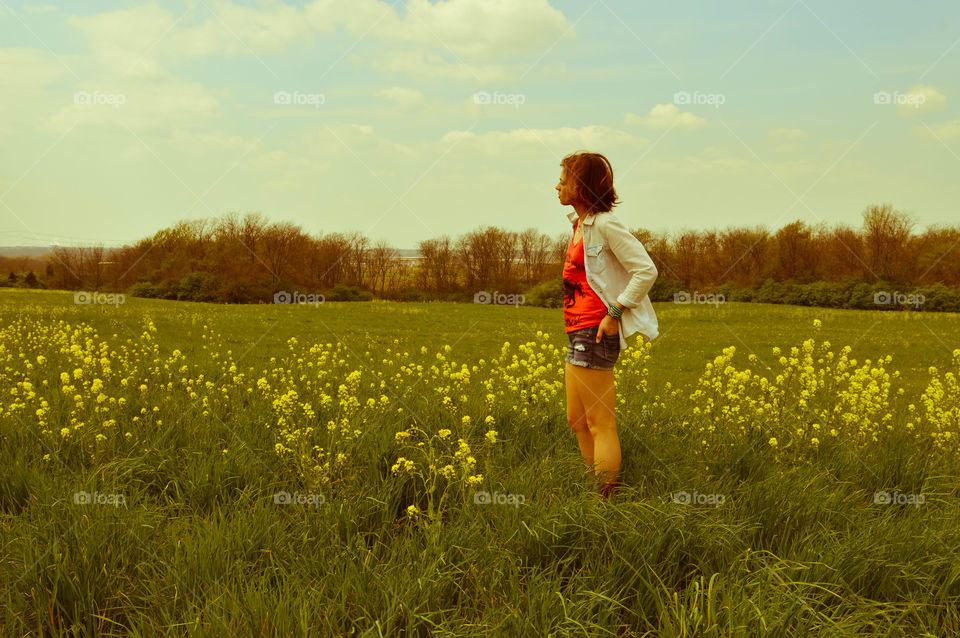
600;213;658;308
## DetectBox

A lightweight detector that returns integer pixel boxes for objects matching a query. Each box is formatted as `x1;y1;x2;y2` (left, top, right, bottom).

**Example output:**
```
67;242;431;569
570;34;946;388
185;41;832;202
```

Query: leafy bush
326;284;373;302
178;272;220;303
915;283;960;312
524;278;562;308
648;276;684;303
756;279;787;304
128;281;158;298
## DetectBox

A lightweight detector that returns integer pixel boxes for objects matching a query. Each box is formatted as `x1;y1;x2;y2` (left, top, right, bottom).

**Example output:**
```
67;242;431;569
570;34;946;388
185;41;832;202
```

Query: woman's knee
567;410;589;434
585;412;616;438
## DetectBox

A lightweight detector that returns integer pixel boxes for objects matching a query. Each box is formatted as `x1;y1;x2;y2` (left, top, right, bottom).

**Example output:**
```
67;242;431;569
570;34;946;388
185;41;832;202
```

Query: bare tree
343;231;370;287
518;228;553;285
862;204;916;282
367;238;397;294
260;222;307;283
417;236;458;292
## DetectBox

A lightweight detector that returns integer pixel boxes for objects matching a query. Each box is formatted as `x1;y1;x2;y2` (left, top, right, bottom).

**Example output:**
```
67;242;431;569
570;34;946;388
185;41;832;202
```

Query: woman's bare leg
565;362;594;468
566;363;620;488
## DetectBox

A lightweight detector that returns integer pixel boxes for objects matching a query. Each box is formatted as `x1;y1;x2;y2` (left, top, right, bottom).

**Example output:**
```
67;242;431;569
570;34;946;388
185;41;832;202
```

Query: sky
1;0;958;250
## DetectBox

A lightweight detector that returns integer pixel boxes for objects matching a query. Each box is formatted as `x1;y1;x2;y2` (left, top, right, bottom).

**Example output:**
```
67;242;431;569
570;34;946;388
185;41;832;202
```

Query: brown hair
560;151;620;214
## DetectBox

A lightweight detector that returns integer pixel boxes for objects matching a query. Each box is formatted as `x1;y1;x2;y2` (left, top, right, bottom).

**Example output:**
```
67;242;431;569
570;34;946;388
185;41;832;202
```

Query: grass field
2;288;960;636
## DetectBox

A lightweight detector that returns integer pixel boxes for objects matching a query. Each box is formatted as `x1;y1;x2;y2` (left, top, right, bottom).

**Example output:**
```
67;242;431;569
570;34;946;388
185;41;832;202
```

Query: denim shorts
565;324;620;371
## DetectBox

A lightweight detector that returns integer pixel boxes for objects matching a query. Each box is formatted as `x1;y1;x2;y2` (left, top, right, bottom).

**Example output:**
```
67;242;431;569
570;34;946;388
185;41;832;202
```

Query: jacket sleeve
600;213;658;309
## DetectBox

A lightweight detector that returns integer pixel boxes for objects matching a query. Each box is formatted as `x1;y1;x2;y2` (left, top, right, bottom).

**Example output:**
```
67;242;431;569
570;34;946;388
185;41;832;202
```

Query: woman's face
556;167;578;206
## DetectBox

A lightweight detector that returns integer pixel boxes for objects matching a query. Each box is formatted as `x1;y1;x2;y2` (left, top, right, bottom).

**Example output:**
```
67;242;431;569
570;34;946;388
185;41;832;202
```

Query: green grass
1;288;960;637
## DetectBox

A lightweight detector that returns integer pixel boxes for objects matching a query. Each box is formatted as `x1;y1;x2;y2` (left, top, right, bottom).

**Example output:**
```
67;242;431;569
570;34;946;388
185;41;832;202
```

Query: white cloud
0;48;69;136
23;5;58;13
169;0;314;58
643;151;753;177
67;0;573;80
440;125;650;159
69;2;313;68
625;104;707;131
39;80;223;134
61;0;573;91
896;84;946;116
916;120;960;141
306;0;573;61
768;128;807;152
371;50;512;83
769;128;806;143
378;86;425;108
0;47;68;89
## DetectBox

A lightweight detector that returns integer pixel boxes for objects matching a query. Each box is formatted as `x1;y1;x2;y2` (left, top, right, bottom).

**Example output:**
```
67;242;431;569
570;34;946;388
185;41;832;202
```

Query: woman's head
556;151;620;213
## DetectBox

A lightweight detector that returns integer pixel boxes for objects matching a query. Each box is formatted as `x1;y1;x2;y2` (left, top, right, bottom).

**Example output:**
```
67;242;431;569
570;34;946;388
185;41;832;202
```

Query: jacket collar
566;210;596;226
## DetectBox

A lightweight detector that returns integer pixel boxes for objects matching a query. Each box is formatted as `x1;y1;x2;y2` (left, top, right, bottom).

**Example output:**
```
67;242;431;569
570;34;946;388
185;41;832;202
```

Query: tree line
3;204;957;304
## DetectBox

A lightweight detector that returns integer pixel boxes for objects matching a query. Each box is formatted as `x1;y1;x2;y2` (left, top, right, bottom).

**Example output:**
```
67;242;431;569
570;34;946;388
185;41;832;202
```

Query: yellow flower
485;430;498;444
768;437;778;447
438;429;451;439
406;504;420;518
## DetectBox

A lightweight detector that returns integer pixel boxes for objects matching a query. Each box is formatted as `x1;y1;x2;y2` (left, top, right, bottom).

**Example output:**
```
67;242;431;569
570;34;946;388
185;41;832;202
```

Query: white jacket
566;209;659;351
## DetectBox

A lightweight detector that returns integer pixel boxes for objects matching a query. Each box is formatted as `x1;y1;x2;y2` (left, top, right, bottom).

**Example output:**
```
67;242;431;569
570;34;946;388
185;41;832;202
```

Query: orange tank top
563;219;609;332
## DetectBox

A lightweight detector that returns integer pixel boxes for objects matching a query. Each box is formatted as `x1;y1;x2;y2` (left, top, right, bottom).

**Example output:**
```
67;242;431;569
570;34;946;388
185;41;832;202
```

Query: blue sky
1;0;958;249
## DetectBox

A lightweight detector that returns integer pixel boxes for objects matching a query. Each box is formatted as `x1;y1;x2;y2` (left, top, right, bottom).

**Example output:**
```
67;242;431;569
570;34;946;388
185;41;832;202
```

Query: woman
557;151;660;499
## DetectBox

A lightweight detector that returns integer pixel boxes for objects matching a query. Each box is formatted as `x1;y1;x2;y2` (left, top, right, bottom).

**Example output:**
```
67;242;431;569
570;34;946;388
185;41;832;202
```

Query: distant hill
0;246;53;258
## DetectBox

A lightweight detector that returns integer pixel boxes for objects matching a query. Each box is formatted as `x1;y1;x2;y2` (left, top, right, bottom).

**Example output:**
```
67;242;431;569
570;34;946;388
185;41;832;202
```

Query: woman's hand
595;314;620;342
